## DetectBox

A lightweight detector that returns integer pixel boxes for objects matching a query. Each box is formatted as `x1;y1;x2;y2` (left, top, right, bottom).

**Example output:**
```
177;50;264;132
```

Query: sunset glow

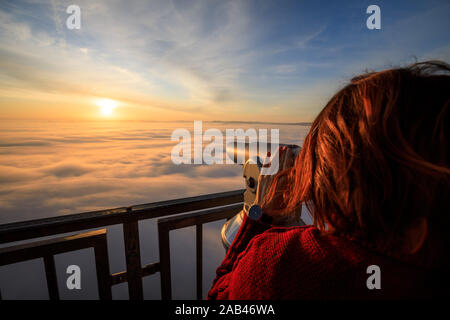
96;99;118;117
0;1;448;122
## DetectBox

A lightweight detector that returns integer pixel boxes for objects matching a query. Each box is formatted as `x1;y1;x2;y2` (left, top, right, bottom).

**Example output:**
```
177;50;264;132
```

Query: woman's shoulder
233;224;364;278
247;224;337;254
227;225;364;299
246;224;371;269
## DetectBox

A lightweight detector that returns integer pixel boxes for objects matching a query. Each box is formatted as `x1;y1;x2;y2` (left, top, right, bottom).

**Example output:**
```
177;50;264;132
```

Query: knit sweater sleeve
207;213;271;300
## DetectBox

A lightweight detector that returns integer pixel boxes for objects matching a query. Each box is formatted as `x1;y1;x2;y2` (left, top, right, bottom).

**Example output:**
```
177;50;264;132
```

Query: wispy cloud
0;0;449;121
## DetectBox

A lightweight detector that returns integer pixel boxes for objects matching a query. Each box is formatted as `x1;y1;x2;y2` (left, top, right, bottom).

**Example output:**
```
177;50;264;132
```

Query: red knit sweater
207;215;444;300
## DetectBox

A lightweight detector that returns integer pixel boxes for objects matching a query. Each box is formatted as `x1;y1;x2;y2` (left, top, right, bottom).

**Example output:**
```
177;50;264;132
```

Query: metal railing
0;189;244;300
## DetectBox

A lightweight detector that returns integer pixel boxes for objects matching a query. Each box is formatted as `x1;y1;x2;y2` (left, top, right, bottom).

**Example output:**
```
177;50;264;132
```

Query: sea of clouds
0;120;310;299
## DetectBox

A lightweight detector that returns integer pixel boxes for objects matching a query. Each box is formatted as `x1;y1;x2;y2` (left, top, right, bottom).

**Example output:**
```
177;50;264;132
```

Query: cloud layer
0;120;310;299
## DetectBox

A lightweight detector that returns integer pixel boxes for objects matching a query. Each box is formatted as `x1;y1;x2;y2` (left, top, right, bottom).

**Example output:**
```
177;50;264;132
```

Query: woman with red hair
208;61;450;299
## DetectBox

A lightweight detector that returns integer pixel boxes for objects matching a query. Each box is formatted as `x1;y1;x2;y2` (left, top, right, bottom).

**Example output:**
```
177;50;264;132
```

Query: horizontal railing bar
142;262;161;277
110;262;161;286
110;271;127;285
0;229;107;266
158;203;242;231
0;189;245;244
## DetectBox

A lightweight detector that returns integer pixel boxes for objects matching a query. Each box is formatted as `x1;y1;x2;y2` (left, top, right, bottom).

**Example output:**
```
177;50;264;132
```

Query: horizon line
0;118;313;126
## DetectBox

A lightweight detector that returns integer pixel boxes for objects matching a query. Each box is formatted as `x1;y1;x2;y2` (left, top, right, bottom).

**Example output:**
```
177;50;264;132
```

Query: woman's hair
263;61;450;247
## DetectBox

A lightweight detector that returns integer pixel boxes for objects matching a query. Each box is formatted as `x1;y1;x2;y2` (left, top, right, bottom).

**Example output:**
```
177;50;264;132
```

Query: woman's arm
207;213;271;299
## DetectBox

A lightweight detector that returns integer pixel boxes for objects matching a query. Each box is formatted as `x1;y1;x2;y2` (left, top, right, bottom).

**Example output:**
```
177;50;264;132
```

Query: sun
96;98;118;117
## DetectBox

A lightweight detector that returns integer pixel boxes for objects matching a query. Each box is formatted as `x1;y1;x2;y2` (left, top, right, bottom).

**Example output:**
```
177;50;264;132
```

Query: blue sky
0;0;449;121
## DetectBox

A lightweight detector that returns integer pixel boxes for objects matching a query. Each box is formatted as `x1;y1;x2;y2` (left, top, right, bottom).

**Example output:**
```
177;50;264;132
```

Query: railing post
93;233;112;300
0;190;244;300
158;224;172;300
196;224;203;300
123;216;143;300
43;255;59;300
